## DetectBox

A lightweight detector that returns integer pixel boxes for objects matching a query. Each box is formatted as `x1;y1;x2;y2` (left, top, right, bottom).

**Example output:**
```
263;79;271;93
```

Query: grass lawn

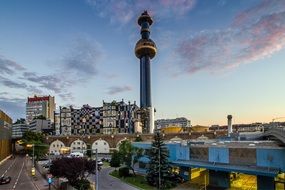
110;170;156;190
103;161;110;167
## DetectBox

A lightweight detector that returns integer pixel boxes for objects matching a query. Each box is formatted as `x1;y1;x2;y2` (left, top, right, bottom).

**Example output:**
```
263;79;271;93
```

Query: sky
0;0;285;126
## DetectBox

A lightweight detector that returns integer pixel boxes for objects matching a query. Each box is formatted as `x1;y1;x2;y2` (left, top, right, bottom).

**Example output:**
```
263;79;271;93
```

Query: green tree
110;150;121;170
146;132;173;189
118;140;143;176
22;131;48;160
33;115;46;120
13;118;26;124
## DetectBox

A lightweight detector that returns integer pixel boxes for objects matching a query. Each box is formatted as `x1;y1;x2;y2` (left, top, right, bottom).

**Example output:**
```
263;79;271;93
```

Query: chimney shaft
227;115;232;137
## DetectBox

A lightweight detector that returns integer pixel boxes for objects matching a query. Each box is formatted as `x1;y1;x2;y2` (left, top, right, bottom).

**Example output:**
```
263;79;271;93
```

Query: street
0;156;36;190
96;167;139;190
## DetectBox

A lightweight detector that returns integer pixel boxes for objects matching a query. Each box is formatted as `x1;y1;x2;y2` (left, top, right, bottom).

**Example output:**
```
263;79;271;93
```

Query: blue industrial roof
172;160;279;177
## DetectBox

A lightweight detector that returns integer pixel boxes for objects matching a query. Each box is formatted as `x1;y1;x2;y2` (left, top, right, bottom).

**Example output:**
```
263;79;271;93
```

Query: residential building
54;112;60;135
12;123;29;139
29;119;53;134
26;95;55;124
0;109;12;161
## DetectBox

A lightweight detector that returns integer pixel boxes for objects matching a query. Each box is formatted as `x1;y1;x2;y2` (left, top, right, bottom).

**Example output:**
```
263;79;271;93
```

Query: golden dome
135;38;157;59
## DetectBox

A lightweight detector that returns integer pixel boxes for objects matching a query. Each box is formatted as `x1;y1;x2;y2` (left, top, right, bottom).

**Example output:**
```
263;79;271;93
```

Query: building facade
102;100;139;134
0;109;12;161
58;100;139;135
59;106;72;135
26;95;55;124
155;117;191;129
70;104;102;135
29;119;53;134
12;123;29;139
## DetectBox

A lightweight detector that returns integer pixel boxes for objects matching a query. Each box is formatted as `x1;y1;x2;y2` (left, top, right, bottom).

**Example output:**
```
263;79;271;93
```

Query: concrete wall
209;147;229;164
256;148;285;171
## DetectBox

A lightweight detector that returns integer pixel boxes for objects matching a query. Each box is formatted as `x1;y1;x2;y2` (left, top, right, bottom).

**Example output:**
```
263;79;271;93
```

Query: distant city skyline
0;0;285;125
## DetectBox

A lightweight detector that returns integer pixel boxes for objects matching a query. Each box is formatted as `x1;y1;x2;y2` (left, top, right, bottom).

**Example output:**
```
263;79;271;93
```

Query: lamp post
95;148;99;190
158;148;161;190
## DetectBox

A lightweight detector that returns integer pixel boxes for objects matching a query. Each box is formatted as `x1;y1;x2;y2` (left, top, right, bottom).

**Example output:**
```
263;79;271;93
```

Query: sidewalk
25;157;56;190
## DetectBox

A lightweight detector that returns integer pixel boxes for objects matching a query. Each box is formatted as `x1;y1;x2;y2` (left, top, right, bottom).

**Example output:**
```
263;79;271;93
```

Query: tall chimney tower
135;11;157;133
227;115;233;137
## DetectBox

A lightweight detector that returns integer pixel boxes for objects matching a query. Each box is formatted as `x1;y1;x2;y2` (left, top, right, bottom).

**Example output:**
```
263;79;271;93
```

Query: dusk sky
0;0;285;125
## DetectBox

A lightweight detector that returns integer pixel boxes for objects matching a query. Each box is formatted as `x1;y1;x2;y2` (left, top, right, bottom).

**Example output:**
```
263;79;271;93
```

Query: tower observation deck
135;11;157;133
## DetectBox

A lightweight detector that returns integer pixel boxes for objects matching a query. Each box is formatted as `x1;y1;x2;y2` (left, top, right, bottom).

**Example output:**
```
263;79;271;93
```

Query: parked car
68;152;84;158
0;176;11;185
97;160;103;166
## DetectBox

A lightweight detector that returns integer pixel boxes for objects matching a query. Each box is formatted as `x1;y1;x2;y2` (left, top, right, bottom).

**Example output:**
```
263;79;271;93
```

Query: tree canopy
110;150;121;169
22;131;48;160
146;132;174;189
50;157;96;189
33;115;47;120
118;140;143;176
13;118;26;124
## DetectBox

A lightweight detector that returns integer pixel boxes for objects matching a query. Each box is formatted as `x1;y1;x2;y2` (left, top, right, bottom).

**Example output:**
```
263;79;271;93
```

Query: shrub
118;166;130;177
73;179;90;190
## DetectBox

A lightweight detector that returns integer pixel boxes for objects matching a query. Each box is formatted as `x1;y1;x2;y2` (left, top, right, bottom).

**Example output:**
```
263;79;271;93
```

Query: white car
68;152;84;158
97;161;103;166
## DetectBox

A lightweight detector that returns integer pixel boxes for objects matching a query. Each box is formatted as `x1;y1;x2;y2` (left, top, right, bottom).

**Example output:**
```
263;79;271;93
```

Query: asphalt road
96;167;139;190
0;156;36;190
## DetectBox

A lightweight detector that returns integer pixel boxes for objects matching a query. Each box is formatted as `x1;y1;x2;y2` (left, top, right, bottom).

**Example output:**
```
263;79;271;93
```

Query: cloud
86;0;196;25
0;55;25;75
23;72;65;93
175;1;285;75
63;38;102;77
0;76;27;88
0;96;26;120
59;92;74;101
107;85;132;95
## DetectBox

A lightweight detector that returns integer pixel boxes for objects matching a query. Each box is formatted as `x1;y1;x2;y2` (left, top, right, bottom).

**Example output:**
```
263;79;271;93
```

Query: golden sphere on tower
135;39;157;59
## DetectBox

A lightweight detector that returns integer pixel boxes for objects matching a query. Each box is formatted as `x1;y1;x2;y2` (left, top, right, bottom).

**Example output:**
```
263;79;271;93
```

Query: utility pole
158;148;161;190
95;149;99;190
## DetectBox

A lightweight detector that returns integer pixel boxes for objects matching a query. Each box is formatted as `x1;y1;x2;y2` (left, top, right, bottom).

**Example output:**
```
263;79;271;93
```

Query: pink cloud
175;1;285;75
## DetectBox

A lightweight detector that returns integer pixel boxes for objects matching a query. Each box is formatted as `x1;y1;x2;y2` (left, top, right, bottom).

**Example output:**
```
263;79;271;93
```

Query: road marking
12;161;25;190
1;157;17;177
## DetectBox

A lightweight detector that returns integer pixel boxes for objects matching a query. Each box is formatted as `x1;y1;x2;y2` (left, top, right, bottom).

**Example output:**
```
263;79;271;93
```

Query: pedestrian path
25;157;56;190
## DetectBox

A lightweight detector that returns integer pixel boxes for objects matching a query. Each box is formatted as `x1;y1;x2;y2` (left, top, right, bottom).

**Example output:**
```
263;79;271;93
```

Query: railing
264;127;285;144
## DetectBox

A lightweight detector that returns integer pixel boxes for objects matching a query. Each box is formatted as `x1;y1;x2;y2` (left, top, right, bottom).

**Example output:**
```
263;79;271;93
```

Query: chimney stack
227;115;233;137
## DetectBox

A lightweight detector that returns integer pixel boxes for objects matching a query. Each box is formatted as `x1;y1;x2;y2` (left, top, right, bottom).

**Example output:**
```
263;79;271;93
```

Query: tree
50;157;96;189
22;131;48;160
146;132;174;189
33;115;46;120
13;118;26;124
118;140;143;176
110;150;121;170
